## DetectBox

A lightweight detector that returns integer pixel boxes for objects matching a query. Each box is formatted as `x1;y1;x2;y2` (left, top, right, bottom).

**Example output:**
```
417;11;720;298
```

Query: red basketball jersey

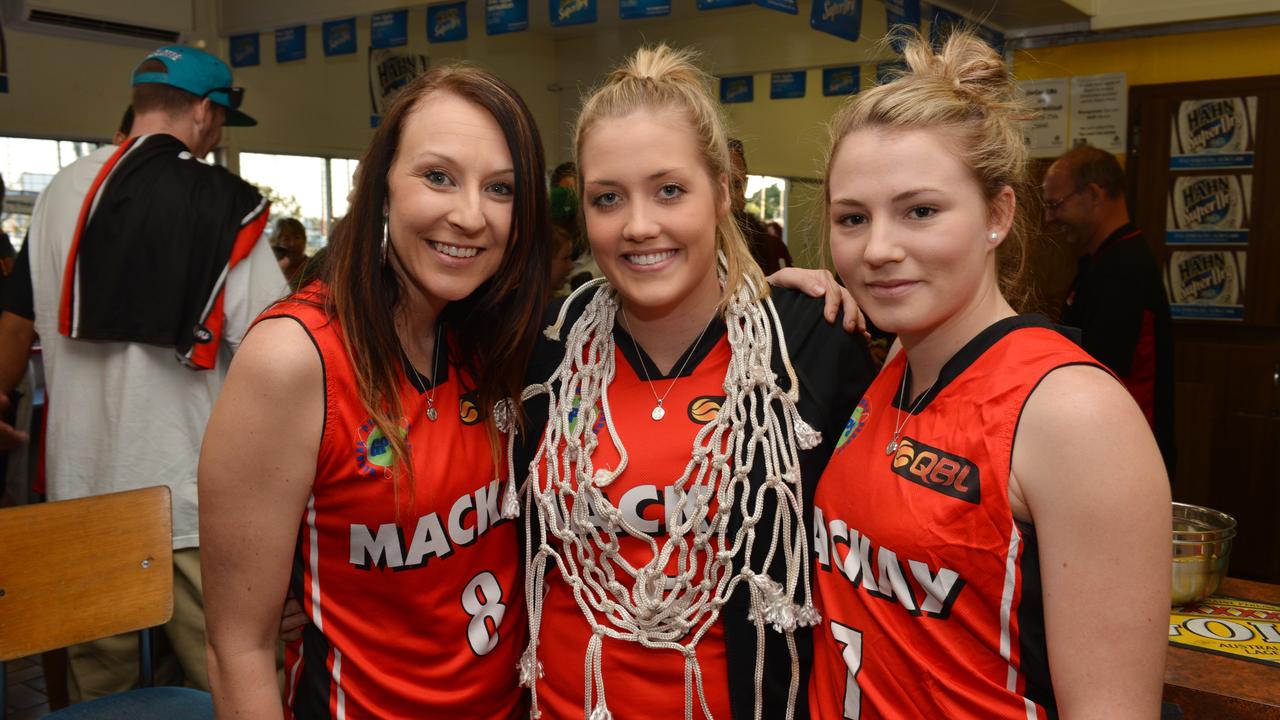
810;317;1102;720
536;332;734;720
263;287;525;719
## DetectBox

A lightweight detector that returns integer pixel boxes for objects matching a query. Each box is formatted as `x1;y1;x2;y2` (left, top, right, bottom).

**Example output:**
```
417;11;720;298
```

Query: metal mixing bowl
1171;502;1236;606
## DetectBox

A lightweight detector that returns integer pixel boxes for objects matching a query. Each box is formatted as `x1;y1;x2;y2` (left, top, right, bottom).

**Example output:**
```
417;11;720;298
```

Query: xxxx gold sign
1169;595;1280;667
890;437;980;504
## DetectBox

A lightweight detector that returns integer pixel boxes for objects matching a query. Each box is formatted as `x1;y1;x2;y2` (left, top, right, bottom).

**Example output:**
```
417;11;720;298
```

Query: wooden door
1128;76;1280;584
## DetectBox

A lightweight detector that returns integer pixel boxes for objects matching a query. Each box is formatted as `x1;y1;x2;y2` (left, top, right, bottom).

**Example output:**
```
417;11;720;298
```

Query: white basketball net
505;264;822;720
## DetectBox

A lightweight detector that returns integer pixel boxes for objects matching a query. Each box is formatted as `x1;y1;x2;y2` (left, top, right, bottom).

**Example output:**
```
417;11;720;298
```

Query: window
0;136;106;246
238;152;359;254
743;174;789;245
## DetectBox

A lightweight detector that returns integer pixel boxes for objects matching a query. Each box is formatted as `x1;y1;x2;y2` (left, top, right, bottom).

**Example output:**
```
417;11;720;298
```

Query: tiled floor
4;656;50;720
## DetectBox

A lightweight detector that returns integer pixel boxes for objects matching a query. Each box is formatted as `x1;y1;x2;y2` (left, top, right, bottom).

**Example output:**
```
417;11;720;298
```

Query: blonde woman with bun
808;29;1170;719
514;45;876;719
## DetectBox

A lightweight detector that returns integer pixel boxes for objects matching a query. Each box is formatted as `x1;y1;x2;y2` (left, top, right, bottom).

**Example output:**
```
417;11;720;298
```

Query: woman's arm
200;317;325;719
1011;365;1170;718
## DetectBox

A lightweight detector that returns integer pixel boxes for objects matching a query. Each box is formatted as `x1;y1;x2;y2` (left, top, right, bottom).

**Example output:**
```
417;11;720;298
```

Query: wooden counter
1164;578;1280;719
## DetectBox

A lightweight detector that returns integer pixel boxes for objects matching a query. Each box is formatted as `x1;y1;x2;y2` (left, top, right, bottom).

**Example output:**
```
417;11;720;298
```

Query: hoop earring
381;213;389;264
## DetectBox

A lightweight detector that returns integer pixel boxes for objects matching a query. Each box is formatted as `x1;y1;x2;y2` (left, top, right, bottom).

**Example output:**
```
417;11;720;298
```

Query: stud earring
989;232;999;241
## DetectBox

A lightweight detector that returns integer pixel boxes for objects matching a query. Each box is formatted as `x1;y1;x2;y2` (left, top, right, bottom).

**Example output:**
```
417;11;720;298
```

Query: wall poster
1166;175;1251;245
1069;72;1127;153
1019;77;1069;158
369;48;430;128
1170;97;1257;170
1166;250;1246;320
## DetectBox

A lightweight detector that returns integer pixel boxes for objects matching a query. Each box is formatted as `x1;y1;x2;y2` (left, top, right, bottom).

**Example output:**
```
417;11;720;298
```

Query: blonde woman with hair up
809;29;1170;719
512;45;876;719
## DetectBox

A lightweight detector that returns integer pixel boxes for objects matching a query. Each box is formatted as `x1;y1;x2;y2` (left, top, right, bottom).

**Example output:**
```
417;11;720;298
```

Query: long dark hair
324;65;549;515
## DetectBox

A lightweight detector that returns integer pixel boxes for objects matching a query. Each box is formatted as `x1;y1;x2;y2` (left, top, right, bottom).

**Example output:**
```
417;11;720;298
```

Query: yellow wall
1013;24;1280;85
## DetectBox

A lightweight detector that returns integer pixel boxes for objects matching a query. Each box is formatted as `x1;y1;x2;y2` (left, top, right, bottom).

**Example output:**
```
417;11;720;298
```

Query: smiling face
827;126;1012;342
580;108;728;322
385;90;514;312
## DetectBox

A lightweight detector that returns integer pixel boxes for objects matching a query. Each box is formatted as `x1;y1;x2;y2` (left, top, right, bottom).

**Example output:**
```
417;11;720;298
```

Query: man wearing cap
0;45;284;699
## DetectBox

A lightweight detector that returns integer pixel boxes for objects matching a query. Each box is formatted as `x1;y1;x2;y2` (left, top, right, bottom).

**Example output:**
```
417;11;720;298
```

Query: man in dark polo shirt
1043;145;1174;473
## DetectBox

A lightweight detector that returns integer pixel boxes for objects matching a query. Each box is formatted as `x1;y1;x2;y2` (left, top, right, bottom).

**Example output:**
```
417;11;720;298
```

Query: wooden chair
0;486;212;719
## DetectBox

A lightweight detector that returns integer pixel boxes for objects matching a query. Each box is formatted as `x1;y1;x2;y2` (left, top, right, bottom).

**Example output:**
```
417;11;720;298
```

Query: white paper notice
1019;78;1069;158
1070;72;1127;153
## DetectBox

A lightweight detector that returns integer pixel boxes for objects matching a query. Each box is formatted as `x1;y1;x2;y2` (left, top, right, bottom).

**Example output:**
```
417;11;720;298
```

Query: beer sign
1170;97;1257;170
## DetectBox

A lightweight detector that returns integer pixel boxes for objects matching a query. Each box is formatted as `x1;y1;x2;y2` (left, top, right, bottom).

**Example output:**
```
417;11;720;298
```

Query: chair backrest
0;486;173;661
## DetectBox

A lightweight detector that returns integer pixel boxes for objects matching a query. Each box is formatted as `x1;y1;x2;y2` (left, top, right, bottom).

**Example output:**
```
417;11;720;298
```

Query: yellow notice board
1169;595;1280;667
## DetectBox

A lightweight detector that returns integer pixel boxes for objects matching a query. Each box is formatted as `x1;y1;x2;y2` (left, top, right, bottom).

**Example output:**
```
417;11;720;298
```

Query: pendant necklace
886;364;936;455
404;325;443;422
619;309;715;422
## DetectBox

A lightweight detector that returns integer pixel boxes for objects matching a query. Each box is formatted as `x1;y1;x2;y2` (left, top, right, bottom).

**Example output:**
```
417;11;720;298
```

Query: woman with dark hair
200;65;550;718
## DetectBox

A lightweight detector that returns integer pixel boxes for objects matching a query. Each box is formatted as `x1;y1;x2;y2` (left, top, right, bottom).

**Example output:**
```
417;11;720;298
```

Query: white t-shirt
27;145;286;549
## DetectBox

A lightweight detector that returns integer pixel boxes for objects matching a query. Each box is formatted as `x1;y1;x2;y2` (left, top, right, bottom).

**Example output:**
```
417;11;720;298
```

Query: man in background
0;44;283;699
1043;144;1174;473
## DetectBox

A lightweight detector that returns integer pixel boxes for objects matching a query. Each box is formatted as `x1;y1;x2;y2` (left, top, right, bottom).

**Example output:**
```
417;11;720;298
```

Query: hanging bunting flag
621;0;671;19
975;24;1006;54
551;0;597;27
720;75;754;104
823;65;860;96
428;2;468;42
928;6;1004;53
927;5;965;49
753;0;797;14
697;0;750;9
323;18;357;56
275;26;306;63
230;33;260;68
770;70;806;99
884;0;920;29
487;0;529;35
810;0;862;42
369;48;430;128
1;18;10;93
883;0;920;52
371;10;409;48
876;60;907;84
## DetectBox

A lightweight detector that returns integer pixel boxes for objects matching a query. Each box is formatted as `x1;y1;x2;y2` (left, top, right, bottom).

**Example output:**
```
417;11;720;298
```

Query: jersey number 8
462;571;507;656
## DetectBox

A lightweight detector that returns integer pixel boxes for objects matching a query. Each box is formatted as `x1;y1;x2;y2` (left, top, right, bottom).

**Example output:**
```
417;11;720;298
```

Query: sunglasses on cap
202;86;246;109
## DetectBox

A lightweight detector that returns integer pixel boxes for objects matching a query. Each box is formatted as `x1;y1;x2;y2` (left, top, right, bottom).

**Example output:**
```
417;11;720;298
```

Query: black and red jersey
522;287;875;720
810;315;1103;720
262;284;525;719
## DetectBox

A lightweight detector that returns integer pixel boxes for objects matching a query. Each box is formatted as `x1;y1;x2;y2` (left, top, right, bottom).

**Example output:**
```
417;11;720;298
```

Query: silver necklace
886;364;936;455
404;325;443;422
619;308;715;422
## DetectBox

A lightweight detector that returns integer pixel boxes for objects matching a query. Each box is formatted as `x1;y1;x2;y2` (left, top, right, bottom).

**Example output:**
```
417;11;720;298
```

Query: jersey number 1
831;621;863;720
462;571;507;655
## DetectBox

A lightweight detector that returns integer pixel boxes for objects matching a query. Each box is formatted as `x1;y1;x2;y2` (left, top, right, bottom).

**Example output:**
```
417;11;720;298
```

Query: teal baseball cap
132;45;256;127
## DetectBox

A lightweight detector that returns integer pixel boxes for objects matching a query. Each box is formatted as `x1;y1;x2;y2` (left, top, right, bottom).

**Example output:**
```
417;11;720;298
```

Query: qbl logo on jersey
890;437;979;503
835;399;871;452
